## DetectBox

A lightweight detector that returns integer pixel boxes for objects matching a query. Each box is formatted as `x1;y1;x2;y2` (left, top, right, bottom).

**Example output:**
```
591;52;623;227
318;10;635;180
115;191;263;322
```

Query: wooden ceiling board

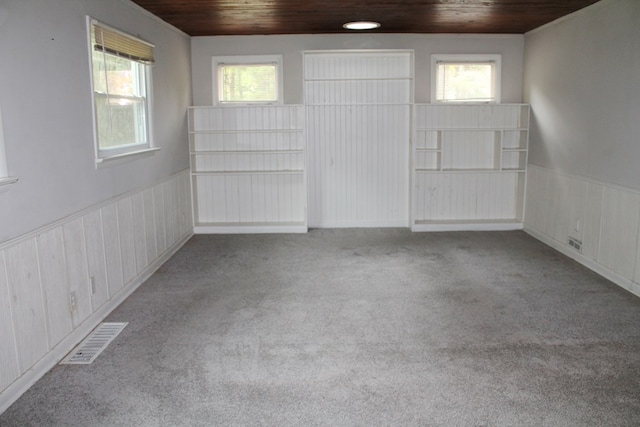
130;0;602;36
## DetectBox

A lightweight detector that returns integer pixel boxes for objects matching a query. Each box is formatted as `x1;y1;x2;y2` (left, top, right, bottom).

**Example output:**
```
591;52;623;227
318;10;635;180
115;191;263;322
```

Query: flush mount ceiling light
343;21;381;30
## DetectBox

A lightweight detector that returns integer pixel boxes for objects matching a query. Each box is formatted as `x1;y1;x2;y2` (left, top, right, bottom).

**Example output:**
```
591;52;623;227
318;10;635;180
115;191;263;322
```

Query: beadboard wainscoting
412;104;529;231
524;165;640;297
0;169;193;413
305;51;412;228
189;106;307;233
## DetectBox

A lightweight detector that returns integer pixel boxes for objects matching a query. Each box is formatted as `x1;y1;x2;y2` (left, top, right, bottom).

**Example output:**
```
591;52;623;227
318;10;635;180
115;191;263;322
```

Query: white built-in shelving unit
412;104;529;231
188;105;307;233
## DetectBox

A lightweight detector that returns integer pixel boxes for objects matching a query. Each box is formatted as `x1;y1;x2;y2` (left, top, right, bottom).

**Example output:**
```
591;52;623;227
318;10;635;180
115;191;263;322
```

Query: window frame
212;55;284;106
430;54;502;104
0;100;18;189
87;17;156;164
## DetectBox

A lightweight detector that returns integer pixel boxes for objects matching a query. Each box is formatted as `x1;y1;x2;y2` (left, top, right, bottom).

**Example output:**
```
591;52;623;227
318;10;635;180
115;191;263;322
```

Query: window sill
0;176;19;193
95;147;161;169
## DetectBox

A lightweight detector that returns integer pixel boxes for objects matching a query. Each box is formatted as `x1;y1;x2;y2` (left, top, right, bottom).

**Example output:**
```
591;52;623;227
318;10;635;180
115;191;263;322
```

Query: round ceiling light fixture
343;21;381;30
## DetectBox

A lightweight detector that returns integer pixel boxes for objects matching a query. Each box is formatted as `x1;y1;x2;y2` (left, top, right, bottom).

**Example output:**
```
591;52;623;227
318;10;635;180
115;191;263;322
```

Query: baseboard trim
0;230;193;415
413;222;523;232
194;225;307;234
524;226;640;298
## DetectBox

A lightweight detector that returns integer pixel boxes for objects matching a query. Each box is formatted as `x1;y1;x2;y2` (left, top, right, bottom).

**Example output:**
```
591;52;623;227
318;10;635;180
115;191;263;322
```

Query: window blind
91;21;154;64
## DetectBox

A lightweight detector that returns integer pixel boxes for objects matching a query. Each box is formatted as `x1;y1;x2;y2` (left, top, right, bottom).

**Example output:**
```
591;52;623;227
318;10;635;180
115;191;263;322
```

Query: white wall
191;33;524;106
523;0;640;296
0;0;192;244
0;0;194;413
524;0;640;189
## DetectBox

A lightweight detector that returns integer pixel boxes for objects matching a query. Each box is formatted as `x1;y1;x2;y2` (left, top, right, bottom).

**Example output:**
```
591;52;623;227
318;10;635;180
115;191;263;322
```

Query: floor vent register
60;322;128;365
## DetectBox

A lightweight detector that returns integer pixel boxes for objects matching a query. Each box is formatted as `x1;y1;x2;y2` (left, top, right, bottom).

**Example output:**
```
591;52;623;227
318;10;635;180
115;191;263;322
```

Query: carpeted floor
2;229;640;426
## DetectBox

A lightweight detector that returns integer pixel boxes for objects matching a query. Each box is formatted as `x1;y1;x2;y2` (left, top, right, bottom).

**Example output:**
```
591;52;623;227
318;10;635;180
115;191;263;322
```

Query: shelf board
416;127;527;131
189;129;303;134
191;149;304;155
193;169;304;176
415;148;441;152
502;148;527;152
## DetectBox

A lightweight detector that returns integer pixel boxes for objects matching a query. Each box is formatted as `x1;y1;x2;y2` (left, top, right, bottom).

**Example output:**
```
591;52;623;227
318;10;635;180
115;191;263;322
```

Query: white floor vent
60;322;128;365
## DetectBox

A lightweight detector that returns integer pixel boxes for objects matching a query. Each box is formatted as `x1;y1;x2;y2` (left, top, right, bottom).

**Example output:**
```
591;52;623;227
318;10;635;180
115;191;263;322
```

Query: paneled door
304;51;413;227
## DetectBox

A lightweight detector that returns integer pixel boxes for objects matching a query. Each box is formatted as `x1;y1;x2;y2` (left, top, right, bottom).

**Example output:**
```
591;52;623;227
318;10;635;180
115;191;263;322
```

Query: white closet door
305;51;412;227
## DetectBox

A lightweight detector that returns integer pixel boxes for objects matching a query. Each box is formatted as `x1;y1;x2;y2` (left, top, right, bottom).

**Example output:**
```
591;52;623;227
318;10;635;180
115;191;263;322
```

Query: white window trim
212;55;284;106
430;54;502;104
0;101;18;191
86;17;157;166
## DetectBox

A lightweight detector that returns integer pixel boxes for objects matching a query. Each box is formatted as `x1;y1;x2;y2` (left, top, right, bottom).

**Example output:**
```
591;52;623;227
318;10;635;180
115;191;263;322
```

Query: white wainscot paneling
189;105;306;233
83;210;109;312
414;172;519;222
131;193;149;274
4;239;49;373
117;197;137;286
525;165;640;297
62;218;92;327
413;104;528;231
0;170;193;414
598;187;640;281
304;51;413;228
36;228;72;347
101;203;124;298
0;252;20;391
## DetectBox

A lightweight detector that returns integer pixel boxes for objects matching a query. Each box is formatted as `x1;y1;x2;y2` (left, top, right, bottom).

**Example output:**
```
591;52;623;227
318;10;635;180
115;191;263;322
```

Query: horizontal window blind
91;21;154;64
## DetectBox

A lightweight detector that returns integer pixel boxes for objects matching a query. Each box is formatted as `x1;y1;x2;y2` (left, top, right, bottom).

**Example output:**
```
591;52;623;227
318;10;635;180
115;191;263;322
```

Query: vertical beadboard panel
597;187;640;280
36;228;72;347
416;172;518;221
4;239;48;373
101;203;124;298
153;184;167;254
117;198;137;286
582;182;604;261
131;193;149;274
164;178;178;244
565;176;587;241
0;251;20;391
305;51;411;227
62;218;91;327
82;210;109;311
142;189;158;263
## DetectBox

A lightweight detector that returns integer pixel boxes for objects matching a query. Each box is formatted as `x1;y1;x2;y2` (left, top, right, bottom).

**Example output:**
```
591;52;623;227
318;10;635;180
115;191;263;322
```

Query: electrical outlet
90;276;96;295
69;291;77;310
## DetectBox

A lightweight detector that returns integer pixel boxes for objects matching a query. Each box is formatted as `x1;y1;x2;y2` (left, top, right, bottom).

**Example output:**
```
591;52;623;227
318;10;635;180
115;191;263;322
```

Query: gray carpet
2;229;640;426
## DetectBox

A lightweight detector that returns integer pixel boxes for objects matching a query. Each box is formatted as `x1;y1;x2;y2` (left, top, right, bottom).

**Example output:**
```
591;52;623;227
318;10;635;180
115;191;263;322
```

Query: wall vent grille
60;322;128;365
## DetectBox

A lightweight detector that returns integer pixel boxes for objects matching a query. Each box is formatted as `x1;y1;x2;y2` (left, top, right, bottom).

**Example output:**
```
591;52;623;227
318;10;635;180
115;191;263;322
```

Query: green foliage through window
436;62;495;103
219;64;277;103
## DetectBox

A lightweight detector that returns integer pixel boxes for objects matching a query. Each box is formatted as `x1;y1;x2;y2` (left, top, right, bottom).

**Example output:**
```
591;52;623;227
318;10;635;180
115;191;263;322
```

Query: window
431;54;501;103
213;55;283;105
0;100;17;187
88;19;155;160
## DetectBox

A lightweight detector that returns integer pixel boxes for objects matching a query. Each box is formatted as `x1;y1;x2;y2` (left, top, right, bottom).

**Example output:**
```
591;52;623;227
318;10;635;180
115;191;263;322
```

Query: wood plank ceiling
130;0;601;36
